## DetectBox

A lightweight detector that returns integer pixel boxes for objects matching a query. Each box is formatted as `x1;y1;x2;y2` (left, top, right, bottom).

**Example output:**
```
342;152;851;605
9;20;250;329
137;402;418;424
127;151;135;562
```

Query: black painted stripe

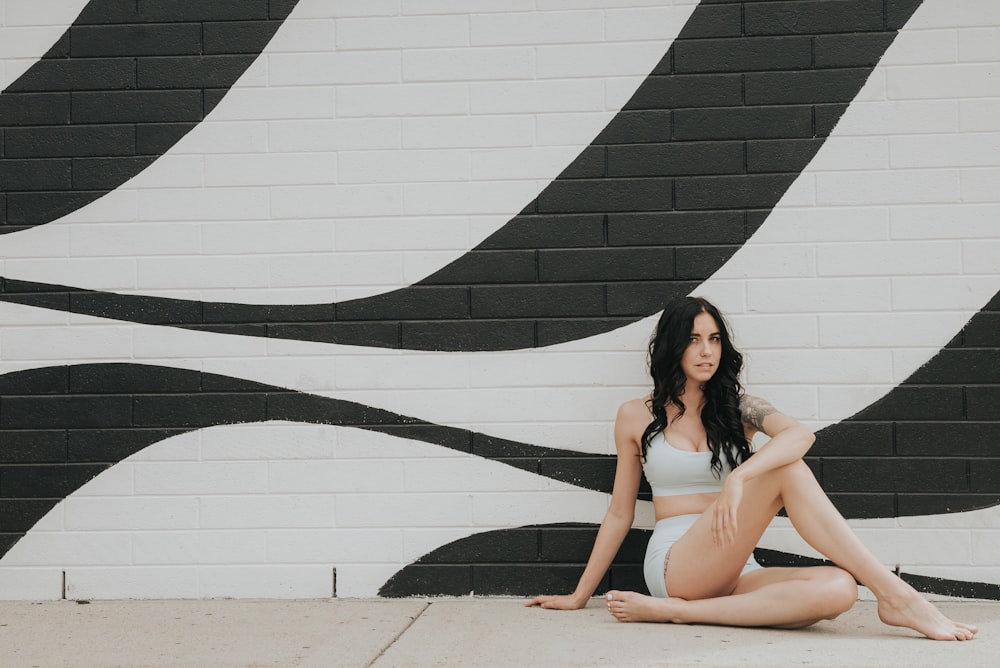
0;1;925;351
0;0;300;231
377;525;1000;601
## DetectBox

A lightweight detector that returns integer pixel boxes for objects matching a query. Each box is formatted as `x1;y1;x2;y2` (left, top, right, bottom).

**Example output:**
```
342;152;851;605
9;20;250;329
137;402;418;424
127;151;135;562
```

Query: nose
699;339;712;355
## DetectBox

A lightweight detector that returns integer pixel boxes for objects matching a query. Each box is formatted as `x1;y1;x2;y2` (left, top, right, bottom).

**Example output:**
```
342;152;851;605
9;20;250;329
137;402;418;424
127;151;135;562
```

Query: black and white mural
0;0;998;600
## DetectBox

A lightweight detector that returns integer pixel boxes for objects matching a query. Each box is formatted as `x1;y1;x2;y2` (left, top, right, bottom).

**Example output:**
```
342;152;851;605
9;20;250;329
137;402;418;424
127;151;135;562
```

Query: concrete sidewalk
0;598;994;667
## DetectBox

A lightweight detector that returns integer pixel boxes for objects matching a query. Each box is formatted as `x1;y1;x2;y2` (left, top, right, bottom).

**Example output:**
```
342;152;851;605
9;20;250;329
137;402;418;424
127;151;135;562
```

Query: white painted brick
6;257;137;290
268;51;400;86
2;532;132;567
402;0;535;13
132;531;266;565
199;565;334;598
62;190;138;223
334;216;470;251
539;0;696;7
536;111;612;146
892;348;941;382
972;532;1000;565
269;460;405;494
0;568;63;601
204;153;336;187
335;493;472;527
737;385;818;423
0;325;133;361
472;10;603;46
334;429;437;460
171;120;268;154
270;118;401;152
817;385;894;423
537;42;670;79
133;330;269;360
3;0;84;27
75;462;134;497
747;278;890;313
291;0;396;18
402;114;534;148
773;173;816;207
891;276;1000;311
465;351;642;388
605;6;697;41
818;312;972;348
890;203;1000;240
0;223;68;258
726;314;818;350
0;302;68;327
908;0;1000;29
269;251;403;287
403;46;534;82
471;491;607;526
65;567;199;600
200;496;335;530
746;349;894;384
749;207;890;244
136;256;270;290
963;239;1000;274
958;27;1000;62
960;99;1000;131
271;184;404;218
960;167;1000;203
402;249;471;283
899;507;1000;529
336;355;468;390
137;187;270;221
27;504;64;532
0;26;71;62
404;457;545;493
815;169;960;205
337;15;469;50
817;240;963;277
890;133;1000;169
129;432;201;462
338;149;470;184
265;529;402;562
338;83;469;118
833;100;958;136
889;63;1000;99
201;220;334;255
471;80;606;114
881;28;958;65
69;223;201;257
267;18;336;53
715;244;816;279
335;565;407;598
403;180;540;215
125;155;204;189
134;463;269;495
212;86;337;121
811;137;889;171
471;146;584;180
64;497;198;531
854;529;972;565
199;423;338;460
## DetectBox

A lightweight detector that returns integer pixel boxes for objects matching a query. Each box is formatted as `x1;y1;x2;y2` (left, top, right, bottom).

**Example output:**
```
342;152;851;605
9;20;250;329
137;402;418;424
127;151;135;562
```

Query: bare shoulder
614;397;652;451
739;394;780;432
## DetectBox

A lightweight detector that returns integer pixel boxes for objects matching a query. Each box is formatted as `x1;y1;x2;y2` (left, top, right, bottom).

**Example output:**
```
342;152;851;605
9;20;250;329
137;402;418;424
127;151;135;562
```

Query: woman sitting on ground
527;296;977;641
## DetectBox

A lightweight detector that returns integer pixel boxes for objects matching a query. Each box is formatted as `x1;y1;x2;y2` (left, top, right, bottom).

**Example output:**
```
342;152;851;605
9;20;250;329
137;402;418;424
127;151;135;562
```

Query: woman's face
681;311;722;385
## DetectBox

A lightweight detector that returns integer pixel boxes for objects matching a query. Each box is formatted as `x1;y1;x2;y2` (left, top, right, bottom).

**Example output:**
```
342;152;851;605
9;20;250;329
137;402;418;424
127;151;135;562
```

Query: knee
818;568;858;619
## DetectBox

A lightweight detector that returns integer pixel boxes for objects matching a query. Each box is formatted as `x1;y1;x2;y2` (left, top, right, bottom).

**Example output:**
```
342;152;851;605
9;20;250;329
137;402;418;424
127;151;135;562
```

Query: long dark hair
640;296;751;476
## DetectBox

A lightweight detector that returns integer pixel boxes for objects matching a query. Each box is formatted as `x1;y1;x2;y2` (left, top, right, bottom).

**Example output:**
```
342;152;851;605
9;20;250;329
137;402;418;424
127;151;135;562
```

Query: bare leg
652;461;977;640
608;566;857;628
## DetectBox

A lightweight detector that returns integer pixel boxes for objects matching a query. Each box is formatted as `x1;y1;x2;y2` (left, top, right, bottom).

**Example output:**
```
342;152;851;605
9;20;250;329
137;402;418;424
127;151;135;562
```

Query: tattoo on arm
740;395;778;432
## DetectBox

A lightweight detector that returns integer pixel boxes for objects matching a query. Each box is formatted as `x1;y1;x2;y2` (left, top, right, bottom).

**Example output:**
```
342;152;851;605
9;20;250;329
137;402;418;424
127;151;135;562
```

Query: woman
527;296;977;641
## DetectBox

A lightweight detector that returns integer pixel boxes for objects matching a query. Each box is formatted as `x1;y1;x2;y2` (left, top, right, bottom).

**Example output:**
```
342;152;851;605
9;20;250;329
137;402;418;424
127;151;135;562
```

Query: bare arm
526;400;644;609
712;394;815;545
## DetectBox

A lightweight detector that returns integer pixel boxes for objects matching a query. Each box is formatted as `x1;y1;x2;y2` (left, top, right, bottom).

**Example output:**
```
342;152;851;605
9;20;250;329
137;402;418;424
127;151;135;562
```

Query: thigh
664;491;783;600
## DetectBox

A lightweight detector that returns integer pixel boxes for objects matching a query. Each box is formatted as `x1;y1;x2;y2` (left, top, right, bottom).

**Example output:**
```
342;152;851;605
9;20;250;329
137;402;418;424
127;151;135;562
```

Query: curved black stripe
0;0;925;351
378;525;1000;600
0;0;300;231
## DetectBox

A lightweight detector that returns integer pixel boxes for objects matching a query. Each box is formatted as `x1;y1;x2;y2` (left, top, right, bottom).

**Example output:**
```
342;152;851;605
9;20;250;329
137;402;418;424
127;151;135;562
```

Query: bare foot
605;590;684;623
877;588;978;641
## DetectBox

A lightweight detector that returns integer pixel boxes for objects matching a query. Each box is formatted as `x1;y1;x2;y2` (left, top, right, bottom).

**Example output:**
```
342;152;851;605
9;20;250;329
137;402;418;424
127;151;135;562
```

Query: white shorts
643;514;763;598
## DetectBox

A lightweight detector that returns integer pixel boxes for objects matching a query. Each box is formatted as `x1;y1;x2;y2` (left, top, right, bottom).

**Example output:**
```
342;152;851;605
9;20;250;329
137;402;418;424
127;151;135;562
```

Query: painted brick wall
0;0;998;600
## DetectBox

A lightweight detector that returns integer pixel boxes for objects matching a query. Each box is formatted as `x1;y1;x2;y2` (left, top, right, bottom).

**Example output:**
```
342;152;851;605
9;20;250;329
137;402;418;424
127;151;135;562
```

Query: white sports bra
642;431;733;497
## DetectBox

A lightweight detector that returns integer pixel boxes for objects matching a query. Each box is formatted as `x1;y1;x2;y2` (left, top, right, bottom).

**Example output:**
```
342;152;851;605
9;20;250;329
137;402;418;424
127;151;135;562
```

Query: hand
713;473;744;546
525;594;587;610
